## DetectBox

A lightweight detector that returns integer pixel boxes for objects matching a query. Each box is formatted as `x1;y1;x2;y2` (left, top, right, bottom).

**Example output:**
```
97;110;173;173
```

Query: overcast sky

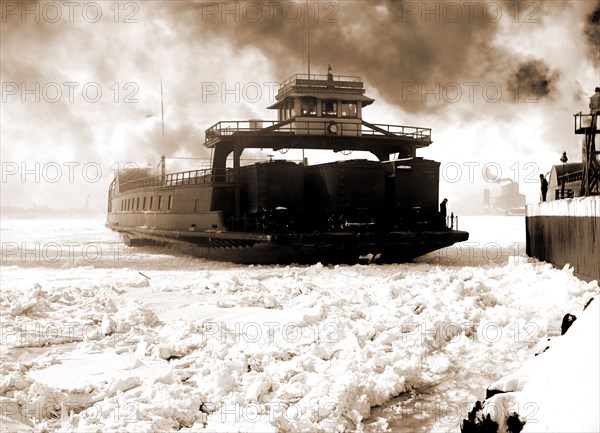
1;0;599;214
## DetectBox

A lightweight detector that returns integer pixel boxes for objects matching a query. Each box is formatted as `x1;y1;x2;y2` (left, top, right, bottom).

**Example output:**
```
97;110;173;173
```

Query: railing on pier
574;112;600;196
574;112;600;134
445;214;459;230
204;119;432;144
118;168;235;193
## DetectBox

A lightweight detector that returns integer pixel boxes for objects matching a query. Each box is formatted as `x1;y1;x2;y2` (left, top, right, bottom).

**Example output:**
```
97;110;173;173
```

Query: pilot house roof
268;73;375;109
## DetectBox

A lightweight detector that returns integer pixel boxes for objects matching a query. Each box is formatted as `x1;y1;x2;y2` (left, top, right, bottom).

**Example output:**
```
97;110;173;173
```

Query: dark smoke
1;0;593;211
158;0;507;114
509;60;560;100
584;0;600;58
158;1;573;115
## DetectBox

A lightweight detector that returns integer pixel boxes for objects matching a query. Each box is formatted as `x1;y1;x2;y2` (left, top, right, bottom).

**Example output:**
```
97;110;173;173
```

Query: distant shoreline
0;208;105;219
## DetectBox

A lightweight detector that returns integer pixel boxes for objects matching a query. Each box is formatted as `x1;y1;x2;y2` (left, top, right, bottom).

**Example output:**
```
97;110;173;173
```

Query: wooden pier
526;197;599;281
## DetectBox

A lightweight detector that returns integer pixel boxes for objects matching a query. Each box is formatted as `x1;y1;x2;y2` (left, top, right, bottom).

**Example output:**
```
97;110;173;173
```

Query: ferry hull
110;225;469;264
107;72;470;264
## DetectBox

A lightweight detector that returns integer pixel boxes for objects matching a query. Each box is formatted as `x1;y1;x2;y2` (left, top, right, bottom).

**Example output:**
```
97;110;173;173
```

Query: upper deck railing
204;119;432;144
279;73;363;92
117;168;235;193
574;112;599;134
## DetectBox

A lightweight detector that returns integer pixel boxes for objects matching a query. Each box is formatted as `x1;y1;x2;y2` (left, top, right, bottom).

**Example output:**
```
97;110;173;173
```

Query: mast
306;0;310;78
304;0;310;164
160;79;166;182
161;78;165;146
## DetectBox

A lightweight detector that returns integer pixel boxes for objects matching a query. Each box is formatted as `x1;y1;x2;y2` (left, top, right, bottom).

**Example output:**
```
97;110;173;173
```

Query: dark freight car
304;160;387;229
389;157;440;228
238;161;304;229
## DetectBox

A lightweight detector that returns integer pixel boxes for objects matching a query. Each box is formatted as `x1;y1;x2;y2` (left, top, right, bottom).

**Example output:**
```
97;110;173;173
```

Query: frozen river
1;216;597;432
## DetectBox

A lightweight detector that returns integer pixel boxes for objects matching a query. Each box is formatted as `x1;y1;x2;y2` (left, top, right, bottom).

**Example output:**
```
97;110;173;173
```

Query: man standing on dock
539;174;548;202
589;87;600;128
440;198;448;227
589;87;600;114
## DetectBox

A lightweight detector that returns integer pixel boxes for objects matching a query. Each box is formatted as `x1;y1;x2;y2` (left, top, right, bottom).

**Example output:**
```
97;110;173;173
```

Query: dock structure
526;196;599;281
573;113;600;196
525;115;599;281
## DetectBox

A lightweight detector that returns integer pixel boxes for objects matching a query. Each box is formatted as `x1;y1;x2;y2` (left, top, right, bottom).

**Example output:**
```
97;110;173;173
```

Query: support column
234;144;243;218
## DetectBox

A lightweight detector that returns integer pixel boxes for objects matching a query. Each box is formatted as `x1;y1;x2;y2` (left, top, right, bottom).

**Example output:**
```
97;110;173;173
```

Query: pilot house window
280;98;295;121
341;102;357;118
300;98;317;116
321;100;337;117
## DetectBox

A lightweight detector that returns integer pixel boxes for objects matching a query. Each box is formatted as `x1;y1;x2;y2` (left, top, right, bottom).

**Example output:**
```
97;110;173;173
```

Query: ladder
574;113;600;196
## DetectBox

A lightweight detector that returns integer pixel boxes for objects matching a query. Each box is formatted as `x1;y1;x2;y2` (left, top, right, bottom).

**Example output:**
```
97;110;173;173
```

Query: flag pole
161;78;165;146
160;79;166;180
306;0;310;79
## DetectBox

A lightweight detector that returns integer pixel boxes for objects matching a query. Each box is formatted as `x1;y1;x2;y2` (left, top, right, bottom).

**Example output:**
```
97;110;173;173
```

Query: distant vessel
526;113;599;281
106;71;468;264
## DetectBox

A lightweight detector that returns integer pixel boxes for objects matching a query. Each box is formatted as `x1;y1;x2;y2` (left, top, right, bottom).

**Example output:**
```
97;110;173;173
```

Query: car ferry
106;70;469;264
